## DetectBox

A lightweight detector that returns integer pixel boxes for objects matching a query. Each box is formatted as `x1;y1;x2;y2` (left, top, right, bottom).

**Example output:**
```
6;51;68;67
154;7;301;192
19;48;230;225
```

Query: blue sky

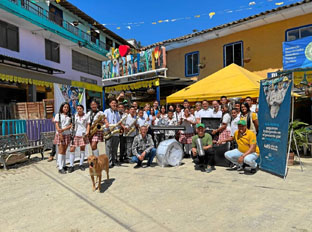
69;0;301;46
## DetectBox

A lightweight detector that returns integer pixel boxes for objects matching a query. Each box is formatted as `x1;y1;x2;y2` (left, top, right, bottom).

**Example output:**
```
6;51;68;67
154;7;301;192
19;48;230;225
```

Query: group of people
50;94;260;174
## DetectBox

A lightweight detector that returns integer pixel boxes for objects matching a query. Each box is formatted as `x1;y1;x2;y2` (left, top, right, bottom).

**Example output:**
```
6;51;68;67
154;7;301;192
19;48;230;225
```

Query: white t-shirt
230;116;240;136
174;111;183;122
73;113;90;137
137;116;149;127
181;114;195;134
250;104;257;113
211;110;222;118
221;113;231;131
194;110;201;119
165;117;178;137
124;114;137;137
55;113;71;135
197;109;212;121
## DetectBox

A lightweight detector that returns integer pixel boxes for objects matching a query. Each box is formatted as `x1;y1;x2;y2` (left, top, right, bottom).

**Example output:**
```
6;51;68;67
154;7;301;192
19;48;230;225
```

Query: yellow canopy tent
167;63;265;103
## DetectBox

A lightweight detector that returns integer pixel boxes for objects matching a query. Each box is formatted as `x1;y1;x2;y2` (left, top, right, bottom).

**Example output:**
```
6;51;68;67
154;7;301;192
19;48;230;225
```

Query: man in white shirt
230;108;240;137
196;100;212;123
122;106;137;160
245;96;257;113
211;100;222;118
104;99;121;168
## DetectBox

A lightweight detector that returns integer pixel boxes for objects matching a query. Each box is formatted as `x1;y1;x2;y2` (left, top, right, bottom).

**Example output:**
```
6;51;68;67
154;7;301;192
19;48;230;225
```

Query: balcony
2;0;108;56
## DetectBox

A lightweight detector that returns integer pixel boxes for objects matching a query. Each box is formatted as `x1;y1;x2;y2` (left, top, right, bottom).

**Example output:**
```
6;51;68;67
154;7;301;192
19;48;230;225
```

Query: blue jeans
224;149;258;169
131;148;157;165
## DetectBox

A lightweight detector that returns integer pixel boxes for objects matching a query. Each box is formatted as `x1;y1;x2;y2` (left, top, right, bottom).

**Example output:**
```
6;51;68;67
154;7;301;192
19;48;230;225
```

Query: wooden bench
0;133;43;170
40;131;55;153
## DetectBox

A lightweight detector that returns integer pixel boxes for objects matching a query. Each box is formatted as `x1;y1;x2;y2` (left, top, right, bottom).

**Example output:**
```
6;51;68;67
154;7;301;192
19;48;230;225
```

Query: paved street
1;144;312;232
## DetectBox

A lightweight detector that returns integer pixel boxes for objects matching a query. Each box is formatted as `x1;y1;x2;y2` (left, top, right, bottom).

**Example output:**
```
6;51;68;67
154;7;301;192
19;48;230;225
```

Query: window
115;43;120;49
185;51;199;77
106;37;113;51
45;39;60;63
90;28;99;44
0;20;19;52
286;25;312;41
72;50;102;77
223;41;243;67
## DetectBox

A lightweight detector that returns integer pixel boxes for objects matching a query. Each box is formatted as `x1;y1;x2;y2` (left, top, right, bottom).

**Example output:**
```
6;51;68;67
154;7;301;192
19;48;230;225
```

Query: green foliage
288;120;312;153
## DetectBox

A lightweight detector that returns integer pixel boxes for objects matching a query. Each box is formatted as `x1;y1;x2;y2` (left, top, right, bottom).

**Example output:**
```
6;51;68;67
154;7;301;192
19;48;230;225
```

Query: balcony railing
7;0;107;53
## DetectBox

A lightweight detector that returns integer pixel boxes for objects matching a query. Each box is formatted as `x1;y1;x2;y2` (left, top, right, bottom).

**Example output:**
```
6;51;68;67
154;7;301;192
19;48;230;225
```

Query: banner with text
258;75;292;177
283;36;312;70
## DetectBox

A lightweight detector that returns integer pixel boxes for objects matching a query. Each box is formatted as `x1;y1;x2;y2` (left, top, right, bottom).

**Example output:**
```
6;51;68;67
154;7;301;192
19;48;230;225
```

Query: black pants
198;149;215;166
119;135;126;161
50;144;56;157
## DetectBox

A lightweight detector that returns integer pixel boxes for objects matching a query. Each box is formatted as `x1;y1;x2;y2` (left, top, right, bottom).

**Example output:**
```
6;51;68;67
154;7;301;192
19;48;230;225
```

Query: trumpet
103;115;127;140
89;114;105;138
125;118;137;136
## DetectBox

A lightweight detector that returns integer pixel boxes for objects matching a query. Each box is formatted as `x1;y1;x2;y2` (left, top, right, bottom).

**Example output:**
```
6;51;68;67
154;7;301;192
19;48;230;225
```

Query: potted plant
288;120;311;165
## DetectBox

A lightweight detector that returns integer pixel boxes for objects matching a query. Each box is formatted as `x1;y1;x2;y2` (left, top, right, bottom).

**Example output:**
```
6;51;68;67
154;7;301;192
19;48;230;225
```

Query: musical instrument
89;114;105;138
125;117;137;136
150;126;185;131
156;139;183;167
103;115;127;140
196;138;205;157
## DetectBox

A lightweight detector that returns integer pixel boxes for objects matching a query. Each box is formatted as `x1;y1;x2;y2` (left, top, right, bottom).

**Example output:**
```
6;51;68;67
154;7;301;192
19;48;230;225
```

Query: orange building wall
166;13;312;79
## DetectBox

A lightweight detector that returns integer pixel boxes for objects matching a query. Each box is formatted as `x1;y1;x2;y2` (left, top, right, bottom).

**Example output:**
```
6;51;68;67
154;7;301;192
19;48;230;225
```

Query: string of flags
100;0;297;30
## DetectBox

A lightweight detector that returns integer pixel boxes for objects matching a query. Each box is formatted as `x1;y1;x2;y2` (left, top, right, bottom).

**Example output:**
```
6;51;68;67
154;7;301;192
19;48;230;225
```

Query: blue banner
283;36;312;70
258;76;292;177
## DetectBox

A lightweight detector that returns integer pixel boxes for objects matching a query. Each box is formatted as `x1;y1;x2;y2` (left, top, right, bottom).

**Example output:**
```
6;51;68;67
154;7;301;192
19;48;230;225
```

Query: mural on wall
59;85;84;114
102;45;166;79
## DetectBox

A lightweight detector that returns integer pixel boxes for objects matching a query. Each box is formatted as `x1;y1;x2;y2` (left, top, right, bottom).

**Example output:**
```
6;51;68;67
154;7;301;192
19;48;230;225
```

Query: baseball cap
237;120;247;126
196;123;205;128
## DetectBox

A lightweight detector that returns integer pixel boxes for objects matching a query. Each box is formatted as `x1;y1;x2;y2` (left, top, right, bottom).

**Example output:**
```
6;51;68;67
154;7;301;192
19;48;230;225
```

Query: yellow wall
167;13;312;79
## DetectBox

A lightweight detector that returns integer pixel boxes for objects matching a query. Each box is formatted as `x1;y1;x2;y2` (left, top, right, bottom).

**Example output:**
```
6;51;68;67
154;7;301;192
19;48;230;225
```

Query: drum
156;139;183;167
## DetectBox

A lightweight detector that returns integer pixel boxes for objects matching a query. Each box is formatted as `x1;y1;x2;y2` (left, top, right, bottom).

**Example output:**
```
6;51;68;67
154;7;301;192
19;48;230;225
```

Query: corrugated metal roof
143;0;311;50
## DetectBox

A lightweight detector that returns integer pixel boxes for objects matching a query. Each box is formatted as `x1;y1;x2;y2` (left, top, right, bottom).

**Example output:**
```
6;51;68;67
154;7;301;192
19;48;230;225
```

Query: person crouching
131;125;156;168
191;123;215;173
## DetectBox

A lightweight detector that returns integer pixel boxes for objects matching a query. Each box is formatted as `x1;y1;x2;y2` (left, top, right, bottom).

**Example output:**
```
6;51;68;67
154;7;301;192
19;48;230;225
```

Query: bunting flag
0;73;53;88
100;0;294;30
105;79;160;93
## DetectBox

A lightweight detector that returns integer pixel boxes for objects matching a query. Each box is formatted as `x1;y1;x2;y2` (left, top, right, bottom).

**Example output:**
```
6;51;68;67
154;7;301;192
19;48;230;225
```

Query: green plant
288;120;312;154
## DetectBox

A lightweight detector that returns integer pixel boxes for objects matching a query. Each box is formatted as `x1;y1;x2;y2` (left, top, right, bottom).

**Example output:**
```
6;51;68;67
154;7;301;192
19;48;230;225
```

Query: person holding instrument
53;102;72;174
87;100;105;157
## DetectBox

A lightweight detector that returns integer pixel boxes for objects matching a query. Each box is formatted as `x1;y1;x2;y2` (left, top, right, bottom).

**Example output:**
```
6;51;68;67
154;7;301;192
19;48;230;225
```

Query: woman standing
240;102;258;134
87;100;105;157
68;105;90;173
159;105;168;120
179;108;196;156
54;102;72;174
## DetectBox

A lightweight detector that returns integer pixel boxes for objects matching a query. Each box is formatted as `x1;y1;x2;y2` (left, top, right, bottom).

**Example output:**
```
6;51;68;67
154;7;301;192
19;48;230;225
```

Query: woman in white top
159;105;168;120
53;102;72;174
212;104;231;144
179;108;196;156
68;105;90;173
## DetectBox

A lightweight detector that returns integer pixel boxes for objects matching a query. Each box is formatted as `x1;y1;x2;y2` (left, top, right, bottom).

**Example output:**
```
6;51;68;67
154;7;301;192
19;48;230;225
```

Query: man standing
224;120;259;173
191;123;215;173
196;100;212;123
131;125;156;168
117;103;127;163
245;96;257;113
132;101;139;113
211;100;222;118
122;106;137;161
104;99;121;168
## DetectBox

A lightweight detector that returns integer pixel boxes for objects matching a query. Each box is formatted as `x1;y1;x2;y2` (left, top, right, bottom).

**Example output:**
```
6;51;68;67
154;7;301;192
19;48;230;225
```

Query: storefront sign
283;36;312;70
258;75;292;177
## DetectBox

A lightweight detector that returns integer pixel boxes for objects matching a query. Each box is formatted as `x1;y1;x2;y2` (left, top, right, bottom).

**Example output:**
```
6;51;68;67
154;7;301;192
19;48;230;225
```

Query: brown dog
88;154;109;192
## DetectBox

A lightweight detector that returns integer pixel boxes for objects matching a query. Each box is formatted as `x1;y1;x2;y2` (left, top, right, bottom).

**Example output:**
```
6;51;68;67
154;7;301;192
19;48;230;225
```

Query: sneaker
79;165;85;171
68;166;74;173
47;156;54;162
230;164;238;170
58;169;66;174
63;166;68;171
250;168;257;174
109;164;114;168
237;165;244;171
205;166;213;173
